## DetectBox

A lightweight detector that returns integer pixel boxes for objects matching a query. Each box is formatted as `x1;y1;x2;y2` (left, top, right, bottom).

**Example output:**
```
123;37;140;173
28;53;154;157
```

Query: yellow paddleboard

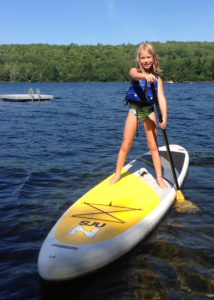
38;145;189;281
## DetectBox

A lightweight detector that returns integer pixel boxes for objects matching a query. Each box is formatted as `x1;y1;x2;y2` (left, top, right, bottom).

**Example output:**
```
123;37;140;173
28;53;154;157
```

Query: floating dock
0;88;53;102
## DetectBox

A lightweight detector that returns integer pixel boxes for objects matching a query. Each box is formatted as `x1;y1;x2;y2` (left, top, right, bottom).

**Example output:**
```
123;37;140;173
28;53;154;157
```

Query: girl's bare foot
157;176;168;189
109;175;120;184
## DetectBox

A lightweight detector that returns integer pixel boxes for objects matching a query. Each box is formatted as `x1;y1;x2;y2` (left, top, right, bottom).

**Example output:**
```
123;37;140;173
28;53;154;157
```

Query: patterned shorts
129;104;154;120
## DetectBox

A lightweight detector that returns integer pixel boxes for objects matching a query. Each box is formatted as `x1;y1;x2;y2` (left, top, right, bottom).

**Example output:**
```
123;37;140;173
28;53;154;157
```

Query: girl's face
139;50;154;72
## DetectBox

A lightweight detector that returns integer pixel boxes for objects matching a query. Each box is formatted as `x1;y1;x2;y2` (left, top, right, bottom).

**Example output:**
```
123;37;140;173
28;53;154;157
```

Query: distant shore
0;42;213;82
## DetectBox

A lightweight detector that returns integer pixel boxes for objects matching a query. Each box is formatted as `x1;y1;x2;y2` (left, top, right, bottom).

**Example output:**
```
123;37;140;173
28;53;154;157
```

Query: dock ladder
29;88;34;101
36;88;41;101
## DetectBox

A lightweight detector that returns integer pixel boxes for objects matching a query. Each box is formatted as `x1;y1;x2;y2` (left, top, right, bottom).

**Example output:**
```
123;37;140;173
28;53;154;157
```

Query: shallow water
0;82;213;300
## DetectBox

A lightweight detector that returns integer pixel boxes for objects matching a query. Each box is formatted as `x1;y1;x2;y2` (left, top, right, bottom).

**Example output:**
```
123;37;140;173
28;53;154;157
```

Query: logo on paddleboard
67;225;100;238
79;220;106;227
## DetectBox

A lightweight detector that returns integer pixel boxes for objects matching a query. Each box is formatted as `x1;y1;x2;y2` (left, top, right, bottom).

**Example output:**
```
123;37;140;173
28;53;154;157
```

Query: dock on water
0;88;53;102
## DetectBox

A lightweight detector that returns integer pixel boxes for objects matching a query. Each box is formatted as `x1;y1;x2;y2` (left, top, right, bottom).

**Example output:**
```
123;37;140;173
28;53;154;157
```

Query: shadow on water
40;266;125;300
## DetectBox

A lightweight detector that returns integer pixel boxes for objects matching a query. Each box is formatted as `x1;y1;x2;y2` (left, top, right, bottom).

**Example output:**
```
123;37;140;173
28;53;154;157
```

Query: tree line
0;42;213;82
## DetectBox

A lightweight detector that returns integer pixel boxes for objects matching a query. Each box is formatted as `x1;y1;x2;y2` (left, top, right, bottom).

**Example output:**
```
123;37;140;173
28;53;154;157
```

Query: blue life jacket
125;77;158;107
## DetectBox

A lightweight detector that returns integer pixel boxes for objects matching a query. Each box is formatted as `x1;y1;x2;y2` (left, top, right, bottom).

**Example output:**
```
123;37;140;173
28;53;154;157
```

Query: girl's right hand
144;73;156;83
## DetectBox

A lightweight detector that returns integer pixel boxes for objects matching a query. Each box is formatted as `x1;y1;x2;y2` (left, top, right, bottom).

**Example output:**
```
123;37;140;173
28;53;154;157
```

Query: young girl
109;43;168;188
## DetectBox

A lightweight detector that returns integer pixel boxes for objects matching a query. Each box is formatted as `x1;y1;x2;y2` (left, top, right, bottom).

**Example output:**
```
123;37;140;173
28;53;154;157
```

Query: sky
0;0;213;45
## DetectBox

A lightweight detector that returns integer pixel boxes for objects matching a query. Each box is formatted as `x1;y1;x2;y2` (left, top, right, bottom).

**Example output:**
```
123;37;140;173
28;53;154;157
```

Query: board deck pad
55;170;160;245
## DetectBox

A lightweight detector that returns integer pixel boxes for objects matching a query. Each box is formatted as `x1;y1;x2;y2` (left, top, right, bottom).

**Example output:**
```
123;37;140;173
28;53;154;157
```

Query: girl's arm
157;77;167;129
129;68;156;83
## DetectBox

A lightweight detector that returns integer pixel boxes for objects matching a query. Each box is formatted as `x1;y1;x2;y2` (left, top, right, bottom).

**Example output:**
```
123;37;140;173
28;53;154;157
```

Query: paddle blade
176;189;185;201
175;190;199;213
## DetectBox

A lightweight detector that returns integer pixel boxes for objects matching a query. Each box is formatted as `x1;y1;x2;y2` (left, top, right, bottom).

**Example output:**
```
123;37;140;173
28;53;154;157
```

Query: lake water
0;82;213;300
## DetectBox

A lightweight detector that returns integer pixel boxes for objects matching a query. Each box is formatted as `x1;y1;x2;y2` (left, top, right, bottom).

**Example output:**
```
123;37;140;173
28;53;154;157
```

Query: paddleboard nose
38;243;81;281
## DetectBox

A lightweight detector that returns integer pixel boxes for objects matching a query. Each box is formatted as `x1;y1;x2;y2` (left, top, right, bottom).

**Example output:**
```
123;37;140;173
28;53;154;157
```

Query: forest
0;42;213;82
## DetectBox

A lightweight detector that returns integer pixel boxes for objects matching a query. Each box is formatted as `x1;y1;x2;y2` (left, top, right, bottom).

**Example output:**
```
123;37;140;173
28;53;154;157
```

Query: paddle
150;82;198;212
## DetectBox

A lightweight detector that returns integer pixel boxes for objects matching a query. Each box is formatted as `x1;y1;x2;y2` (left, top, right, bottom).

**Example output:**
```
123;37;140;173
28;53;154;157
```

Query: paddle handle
151;82;180;190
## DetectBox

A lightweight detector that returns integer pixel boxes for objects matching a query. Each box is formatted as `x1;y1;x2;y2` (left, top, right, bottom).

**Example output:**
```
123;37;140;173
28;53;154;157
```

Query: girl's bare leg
109;112;138;184
143;113;168;188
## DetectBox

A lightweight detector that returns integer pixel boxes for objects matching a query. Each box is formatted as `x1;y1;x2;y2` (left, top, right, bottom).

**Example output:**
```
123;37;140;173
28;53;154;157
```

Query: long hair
136;43;161;74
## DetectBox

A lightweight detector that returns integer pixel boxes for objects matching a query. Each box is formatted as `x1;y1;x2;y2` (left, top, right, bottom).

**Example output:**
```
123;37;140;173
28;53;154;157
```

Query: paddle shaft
151;82;180;190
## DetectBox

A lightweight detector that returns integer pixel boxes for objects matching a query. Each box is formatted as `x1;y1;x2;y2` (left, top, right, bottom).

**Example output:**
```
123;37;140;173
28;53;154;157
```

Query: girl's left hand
159;120;167;129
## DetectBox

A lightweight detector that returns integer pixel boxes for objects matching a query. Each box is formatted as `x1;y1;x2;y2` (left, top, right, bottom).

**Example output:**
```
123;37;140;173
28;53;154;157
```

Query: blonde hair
136;43;161;74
